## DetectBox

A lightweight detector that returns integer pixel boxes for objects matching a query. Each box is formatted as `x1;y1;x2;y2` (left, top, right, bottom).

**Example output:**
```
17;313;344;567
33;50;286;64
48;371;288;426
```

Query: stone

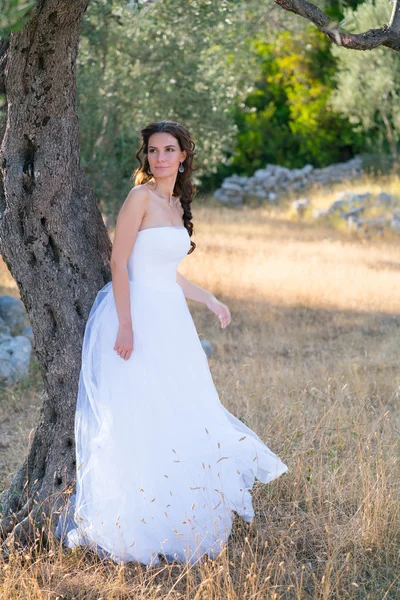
341;206;365;219
268;192;278;204
0;335;32;385
243;192;268;205
0;296;28;336
292;198;310;217
327;199;348;214
351;216;389;237
376;192;393;206
347;216;363;232
201;339;213;358
0;316;11;336
390;214;400;231
221;181;244;193
21;325;34;343
213;156;364;208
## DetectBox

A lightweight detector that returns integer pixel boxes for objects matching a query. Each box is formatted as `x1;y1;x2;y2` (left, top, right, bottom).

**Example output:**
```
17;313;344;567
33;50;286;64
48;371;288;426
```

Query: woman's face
147;132;187;178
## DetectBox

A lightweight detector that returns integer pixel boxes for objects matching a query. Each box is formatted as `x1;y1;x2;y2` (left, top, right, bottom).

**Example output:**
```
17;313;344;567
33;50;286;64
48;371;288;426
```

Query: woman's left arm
176;271;231;328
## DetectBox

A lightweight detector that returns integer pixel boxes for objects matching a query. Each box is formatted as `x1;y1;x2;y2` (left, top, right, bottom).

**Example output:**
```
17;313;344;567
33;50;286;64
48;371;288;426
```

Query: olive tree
0;0;112;552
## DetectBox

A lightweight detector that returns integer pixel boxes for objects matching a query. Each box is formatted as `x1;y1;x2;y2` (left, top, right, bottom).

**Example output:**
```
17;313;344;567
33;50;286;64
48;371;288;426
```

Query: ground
0;184;399;598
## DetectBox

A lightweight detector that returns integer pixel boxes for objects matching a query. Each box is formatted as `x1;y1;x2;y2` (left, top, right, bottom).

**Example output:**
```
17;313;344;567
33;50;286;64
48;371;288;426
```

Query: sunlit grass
0;181;399;597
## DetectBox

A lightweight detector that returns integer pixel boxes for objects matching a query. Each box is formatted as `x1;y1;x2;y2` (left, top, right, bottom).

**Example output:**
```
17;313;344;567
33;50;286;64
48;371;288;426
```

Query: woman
56;120;288;566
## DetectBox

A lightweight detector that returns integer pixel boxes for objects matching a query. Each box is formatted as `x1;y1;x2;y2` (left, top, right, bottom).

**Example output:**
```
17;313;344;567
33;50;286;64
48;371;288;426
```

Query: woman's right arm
110;186;148;360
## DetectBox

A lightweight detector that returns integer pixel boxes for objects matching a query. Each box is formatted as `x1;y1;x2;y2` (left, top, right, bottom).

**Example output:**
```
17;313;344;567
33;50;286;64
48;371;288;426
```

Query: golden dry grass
0;185;400;598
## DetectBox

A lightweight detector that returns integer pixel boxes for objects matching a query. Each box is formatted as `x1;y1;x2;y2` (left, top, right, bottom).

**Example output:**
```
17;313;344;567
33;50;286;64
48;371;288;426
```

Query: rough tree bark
0;0;112;554
274;0;400;51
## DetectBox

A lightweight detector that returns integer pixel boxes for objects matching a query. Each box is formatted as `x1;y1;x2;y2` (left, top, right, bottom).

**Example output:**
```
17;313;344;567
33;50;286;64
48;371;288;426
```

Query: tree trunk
0;0;112;554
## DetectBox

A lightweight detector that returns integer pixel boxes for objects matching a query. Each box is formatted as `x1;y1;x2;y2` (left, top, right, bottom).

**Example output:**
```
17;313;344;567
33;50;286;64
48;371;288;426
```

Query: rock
213;179;245;206
341;206;365;219
0;296;28;336
261;177;279;192
268;192;278;204
292;198;310;217
221;181;244;193
228;174;248;185
366;217;388;233
0;436;10;449
21;325;34;343
327;199;348;214
327;192;371;216
300;164;313;176
336;190;354;201
336;191;372;205
354;192;373;203
243;191;268;205
350;216;389;236
201;339;213;358
0;316;11;336
376;192;393;206
347;216;363;232
390;213;400;231
214;187;244;206
0;335;32;385
253;168;270;179
213;156;364;208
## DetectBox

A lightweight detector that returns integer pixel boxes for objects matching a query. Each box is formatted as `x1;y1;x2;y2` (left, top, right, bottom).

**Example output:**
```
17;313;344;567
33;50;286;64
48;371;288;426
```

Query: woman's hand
206;296;231;329
113;324;134;360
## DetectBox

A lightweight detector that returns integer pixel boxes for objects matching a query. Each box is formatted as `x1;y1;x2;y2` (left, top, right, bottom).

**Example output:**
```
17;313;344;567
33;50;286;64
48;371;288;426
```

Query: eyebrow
148;144;177;149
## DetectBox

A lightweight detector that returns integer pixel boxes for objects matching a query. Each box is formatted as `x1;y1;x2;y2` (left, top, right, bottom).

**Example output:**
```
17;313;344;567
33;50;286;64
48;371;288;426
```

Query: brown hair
131;120;198;254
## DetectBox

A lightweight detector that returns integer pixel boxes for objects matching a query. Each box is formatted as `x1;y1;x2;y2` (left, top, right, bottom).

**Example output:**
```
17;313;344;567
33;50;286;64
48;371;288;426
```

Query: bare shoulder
123;184;150;209
111;187;149;240
117;184;149;220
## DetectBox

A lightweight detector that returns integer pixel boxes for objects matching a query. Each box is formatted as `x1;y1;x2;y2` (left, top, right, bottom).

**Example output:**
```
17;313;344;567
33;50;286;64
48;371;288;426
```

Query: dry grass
1;184;400;598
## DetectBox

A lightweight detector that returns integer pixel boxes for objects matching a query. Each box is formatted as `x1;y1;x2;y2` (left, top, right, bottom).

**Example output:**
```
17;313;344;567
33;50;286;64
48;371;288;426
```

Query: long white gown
55;225;288;566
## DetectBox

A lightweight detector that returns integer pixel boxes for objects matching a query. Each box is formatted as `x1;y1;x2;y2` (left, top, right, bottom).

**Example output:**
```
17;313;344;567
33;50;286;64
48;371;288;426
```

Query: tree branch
274;0;400;51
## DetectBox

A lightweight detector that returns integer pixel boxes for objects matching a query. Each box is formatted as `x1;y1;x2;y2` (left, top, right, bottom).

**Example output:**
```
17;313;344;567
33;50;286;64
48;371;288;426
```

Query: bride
55;120;288;566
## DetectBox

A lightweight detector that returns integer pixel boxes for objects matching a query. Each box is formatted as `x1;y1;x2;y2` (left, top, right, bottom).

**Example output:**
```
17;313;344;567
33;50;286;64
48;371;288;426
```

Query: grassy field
0;181;400;598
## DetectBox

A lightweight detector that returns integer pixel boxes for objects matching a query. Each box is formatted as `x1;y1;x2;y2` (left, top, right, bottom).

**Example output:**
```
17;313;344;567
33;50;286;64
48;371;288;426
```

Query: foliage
0;0;36;39
330;0;400;161
322;0;366;21
220;27;364;179
77;0;269;215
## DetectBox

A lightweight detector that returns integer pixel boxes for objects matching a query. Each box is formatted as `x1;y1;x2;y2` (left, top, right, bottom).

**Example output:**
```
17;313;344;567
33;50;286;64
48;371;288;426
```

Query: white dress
55;226;288;566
